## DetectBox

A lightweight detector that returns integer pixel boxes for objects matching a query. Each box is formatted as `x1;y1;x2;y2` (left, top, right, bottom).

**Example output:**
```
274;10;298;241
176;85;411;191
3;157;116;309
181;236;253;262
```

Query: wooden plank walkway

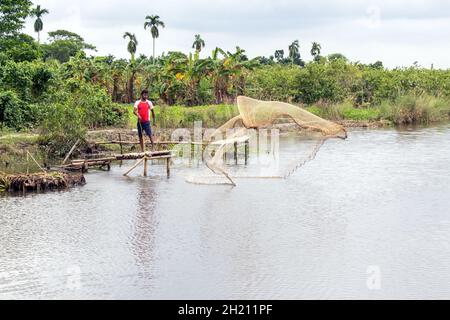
60;137;251;178
60;150;172;177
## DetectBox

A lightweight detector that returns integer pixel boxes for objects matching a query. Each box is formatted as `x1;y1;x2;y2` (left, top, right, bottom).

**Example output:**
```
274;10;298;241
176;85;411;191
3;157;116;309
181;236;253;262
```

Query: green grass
0;131;44;174
0;132;39;144
308;95;450;124
307;102;380;121
125;104;239;128
379;94;450;124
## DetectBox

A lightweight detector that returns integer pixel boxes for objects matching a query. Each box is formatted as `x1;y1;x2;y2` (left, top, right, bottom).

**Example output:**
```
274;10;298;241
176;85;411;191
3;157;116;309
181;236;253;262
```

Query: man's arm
133;102;142;121
149;101;156;126
151;109;156;126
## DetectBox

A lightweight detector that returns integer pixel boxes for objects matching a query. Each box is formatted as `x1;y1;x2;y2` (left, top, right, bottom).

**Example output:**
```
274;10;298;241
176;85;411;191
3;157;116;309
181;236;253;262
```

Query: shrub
52;80;129;129
0;91;42;130
38;103;87;157
245;65;301;102
0;91;20;129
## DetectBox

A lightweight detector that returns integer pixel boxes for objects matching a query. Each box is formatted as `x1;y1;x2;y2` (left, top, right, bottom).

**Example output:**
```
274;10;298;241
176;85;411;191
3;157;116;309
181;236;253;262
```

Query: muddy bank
0;171;86;194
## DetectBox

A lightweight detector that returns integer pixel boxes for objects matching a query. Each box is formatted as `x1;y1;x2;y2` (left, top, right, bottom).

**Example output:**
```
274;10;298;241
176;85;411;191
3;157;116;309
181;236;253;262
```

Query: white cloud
23;0;450;68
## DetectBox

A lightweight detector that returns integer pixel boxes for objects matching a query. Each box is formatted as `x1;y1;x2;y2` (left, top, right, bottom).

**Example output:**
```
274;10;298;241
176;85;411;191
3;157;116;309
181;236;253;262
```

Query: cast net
185;96;347;186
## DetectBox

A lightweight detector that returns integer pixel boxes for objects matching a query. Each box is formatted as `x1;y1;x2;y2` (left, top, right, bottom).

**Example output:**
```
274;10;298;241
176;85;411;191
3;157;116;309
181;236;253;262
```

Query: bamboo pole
71;151;170;163
123;157;146;177
27;151;46;173
144;157;148;177
118;133;123;155
166;158;170;178
245;140;249;166
94;141;206;146
62;139;81;165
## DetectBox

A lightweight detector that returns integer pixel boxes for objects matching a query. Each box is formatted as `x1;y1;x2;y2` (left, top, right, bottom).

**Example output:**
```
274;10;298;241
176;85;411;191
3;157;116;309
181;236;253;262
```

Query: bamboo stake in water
123;157;146;177
62;139;81;165
144;157;148;177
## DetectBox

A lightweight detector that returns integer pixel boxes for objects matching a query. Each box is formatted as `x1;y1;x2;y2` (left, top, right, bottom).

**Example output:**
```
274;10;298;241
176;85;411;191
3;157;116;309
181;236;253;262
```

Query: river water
1;125;450;300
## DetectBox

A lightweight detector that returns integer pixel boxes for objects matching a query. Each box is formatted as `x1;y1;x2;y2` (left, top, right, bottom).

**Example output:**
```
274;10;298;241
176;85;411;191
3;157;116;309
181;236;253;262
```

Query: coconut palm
288;40;300;64
144;15;165;62
123;32;138;62
30;5;49;44
192;34;206;53
311;42;322;61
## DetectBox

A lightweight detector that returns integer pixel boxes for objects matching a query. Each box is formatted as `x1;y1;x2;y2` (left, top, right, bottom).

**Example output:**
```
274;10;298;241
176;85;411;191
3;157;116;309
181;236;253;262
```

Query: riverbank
123;97;450;129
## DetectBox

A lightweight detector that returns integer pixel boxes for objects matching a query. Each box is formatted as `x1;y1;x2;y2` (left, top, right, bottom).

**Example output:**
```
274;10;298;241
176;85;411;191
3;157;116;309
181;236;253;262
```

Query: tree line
1;0;449;146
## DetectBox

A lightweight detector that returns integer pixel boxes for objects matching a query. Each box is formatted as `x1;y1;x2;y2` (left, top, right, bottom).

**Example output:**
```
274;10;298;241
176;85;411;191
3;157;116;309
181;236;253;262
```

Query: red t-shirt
134;100;154;123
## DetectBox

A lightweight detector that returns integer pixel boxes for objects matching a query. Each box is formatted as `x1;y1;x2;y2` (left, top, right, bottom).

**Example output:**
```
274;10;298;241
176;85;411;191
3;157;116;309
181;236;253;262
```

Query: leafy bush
245;65;300;102
50;80;129;129
296;60;361;104
0;60;55;101
0;91;44;130
0;61;33;99
38;103;86;157
0;91;20;129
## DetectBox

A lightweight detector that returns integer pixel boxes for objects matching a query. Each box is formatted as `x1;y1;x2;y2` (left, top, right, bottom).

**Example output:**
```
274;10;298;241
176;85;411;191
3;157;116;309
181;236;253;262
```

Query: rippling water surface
1;125;450;299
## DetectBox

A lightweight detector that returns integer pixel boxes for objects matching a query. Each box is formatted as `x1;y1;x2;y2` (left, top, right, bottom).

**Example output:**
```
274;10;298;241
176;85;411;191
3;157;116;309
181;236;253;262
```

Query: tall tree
144;15;165;62
327;53;347;62
192;34;205;53
274;49;284;62
123;32;138;62
311;42;321;61
288;40;300;65
0;0;32;38
42;30;96;63
30;4;49;43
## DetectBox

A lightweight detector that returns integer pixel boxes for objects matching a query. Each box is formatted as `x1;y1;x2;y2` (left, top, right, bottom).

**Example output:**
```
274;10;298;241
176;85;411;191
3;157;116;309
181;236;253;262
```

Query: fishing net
186;96;347;186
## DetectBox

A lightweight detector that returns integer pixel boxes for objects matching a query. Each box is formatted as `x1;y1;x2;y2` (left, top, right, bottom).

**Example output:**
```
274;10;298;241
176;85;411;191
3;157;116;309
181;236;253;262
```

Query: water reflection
131;178;159;286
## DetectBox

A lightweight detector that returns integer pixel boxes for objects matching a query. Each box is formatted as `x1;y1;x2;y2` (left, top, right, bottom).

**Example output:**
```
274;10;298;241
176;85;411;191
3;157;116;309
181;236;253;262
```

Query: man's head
141;89;149;100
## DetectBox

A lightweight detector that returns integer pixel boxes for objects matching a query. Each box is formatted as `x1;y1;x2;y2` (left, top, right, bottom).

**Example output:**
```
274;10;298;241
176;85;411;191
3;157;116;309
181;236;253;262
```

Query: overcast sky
24;0;450;69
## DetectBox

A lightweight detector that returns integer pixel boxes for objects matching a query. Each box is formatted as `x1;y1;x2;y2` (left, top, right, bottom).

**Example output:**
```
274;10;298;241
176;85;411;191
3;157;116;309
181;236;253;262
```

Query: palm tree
123;32;138;62
288;40;300;64
144;15;165;62
192;34;206;53
30;5;49;44
311;42;322;61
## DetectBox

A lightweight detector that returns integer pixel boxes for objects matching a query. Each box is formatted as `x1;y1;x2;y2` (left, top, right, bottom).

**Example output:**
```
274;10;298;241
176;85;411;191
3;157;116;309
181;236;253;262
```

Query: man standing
134;90;156;152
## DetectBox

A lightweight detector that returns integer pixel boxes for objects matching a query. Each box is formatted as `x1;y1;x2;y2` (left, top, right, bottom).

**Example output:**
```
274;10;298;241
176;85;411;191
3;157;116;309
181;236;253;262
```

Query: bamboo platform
90;138;250;165
60;150;172;177
94;140;207;146
65;136;250;178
